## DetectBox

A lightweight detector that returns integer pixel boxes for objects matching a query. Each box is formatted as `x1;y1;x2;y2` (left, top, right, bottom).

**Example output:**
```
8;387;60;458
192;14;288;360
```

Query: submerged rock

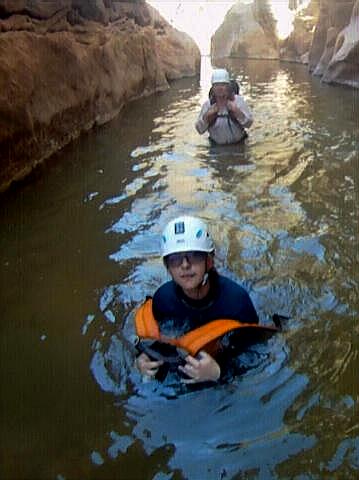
0;0;200;192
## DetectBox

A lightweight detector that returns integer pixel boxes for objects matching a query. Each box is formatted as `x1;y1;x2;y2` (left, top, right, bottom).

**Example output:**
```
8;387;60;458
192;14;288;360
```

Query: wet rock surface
279;1;319;64
211;0;359;88
309;0;359;87
211;0;278;60
0;0;200;192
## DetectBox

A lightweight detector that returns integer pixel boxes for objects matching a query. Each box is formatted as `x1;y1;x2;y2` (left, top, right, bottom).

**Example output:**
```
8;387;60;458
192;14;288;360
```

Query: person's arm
227;94;253;128
195;100;218;134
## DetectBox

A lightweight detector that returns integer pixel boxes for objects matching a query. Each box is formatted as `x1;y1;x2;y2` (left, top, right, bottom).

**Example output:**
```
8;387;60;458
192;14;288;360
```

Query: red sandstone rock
0;1;200;192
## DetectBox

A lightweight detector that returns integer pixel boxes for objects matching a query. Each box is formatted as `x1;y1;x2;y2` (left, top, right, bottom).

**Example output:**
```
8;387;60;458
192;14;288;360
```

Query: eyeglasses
165;251;207;268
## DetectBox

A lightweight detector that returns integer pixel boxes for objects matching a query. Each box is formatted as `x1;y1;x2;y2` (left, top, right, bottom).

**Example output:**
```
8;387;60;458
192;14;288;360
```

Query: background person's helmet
211;68;230;85
161;216;215;258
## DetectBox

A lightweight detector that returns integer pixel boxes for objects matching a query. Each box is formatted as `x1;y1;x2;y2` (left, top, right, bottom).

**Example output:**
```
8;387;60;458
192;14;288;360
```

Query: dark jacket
153;270;258;331
152;270;260;380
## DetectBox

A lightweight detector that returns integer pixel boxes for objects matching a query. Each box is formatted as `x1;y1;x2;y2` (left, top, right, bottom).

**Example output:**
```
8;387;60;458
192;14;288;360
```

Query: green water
0;58;358;479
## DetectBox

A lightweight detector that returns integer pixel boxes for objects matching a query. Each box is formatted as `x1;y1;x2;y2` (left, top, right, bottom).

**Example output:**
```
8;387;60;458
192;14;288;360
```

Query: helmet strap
201;272;209;286
198;254;212;289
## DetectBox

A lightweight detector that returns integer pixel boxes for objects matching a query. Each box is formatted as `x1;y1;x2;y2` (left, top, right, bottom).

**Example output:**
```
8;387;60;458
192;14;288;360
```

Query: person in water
195;68;253;145
134;216;261;384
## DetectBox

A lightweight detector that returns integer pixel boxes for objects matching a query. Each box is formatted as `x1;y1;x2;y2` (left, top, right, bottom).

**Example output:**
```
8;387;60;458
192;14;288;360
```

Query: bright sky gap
148;1;311;54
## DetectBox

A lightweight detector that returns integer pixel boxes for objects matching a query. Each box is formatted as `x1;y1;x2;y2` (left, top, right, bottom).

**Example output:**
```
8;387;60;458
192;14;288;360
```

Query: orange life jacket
135;298;278;357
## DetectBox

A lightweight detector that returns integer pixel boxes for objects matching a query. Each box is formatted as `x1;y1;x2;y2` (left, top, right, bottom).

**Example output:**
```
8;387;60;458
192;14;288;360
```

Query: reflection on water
0;59;358;479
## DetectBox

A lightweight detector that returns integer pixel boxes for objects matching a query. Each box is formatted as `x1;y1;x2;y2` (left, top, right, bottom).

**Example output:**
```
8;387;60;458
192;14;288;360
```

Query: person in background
134;216;261;384
195;68;253;145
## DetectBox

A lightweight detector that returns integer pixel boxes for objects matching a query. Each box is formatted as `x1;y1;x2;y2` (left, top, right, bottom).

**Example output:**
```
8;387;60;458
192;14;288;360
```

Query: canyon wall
0;0;200;192
308;0;359;87
211;0;359;88
211;0;278;60
279;1;319;64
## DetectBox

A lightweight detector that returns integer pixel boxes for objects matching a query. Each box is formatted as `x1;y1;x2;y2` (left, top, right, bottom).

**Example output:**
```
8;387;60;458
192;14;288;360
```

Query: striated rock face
0;0;200;192
211;0;358;88
281;0;359;86
309;0;359;87
279;1;319;64
211;0;278;61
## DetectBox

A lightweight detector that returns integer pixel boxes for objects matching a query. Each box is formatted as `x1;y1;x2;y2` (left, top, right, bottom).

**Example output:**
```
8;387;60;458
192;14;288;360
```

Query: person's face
212;83;230;103
165;251;212;292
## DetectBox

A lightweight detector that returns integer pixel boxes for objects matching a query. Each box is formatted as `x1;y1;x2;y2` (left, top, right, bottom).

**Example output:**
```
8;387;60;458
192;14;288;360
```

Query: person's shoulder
153;280;175;301
216;273;259;323
217;273;248;295
201;98;211;108
234;93;246;102
234;92;251;108
152;280;178;316
216;273;255;304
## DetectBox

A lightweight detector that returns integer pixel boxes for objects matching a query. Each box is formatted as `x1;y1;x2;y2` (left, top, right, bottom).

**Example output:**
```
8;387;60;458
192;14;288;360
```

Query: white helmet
211;68;230;85
161;216;215;257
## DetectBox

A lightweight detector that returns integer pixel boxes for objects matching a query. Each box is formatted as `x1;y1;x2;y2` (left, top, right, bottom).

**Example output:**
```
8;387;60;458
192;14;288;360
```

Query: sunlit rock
279;1;319;63
308;0;359;88
0;0;200;192
310;0;354;73
147;5;201;80
313;25;342;76
321;1;359;87
211;0;359;87
211;0;278;61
